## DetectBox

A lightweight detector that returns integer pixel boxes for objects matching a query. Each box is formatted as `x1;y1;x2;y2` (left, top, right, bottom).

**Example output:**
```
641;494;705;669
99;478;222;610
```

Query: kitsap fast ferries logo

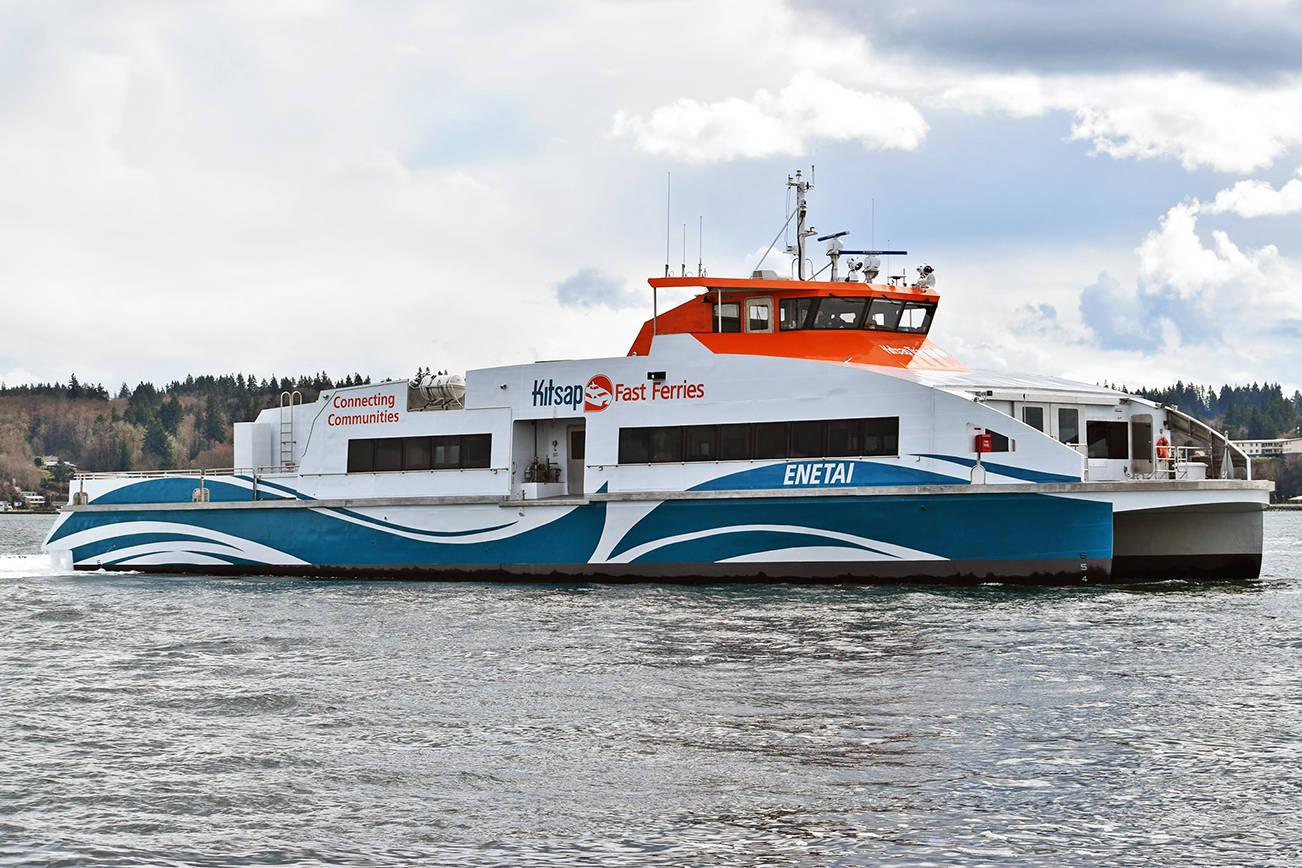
531;374;705;412
584;375;613;411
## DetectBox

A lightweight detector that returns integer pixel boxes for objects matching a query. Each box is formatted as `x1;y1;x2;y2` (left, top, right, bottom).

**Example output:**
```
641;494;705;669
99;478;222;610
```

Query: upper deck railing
72;465;296;482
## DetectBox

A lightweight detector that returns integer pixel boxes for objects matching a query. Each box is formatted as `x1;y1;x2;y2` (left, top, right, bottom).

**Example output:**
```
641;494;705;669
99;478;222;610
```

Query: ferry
43;171;1271;582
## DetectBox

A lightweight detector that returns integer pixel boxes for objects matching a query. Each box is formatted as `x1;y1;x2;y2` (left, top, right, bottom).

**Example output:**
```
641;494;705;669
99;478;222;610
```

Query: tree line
1121;381;1302;441
0;372;372;503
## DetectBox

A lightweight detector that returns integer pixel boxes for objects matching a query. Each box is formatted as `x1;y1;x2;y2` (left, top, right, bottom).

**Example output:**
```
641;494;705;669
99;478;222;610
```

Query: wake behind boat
43;171;1270;582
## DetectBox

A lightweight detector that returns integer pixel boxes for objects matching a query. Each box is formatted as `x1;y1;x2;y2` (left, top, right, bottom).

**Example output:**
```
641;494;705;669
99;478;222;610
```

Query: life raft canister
1156;436;1171;460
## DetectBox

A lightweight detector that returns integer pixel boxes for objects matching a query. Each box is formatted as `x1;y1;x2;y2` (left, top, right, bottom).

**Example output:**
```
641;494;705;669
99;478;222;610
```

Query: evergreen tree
160;395;183;436
202;394;227;443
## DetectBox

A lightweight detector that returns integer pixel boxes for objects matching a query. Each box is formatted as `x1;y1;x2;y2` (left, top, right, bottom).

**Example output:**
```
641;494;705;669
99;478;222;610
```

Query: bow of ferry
43;172;1270;582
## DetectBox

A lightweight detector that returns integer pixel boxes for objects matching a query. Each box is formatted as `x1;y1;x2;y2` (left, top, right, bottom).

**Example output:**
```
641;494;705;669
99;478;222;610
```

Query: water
2;513;1300;866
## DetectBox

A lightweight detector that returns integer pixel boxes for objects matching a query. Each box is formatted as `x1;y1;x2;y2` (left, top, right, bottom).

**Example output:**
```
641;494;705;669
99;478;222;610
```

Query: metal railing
72;465;296;481
1151;445;1211;480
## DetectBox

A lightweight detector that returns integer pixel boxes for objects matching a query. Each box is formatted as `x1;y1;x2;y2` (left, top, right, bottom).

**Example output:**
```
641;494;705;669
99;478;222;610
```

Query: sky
2;0;1301;392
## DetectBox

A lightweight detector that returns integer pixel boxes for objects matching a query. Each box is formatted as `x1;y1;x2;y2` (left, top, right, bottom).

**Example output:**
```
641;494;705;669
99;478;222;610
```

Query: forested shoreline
0;372;370;505
2;374;1301;505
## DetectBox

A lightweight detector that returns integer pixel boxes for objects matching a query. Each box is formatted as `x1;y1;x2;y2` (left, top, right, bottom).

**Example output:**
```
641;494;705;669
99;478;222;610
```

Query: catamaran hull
1111;502;1264;580
42;482;1268;584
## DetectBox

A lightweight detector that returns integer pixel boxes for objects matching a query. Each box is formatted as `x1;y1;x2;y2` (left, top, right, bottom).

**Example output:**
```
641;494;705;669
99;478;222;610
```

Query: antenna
697;216;703;277
787;167;815;280
681;223;686;277
664;172;671;279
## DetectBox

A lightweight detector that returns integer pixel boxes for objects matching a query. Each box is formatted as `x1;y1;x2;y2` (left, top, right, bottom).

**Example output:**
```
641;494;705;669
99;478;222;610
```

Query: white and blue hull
44;471;1265;583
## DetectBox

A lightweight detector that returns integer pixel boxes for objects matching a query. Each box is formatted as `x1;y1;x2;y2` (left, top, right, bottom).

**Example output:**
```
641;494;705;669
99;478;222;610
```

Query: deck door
567;425;586;496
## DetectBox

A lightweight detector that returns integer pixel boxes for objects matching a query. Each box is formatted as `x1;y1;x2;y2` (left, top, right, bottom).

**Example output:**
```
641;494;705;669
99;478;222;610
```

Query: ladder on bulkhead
279;390;302;468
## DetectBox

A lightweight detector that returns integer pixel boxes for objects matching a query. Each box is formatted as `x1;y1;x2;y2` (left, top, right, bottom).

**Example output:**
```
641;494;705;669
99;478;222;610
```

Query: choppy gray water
2;513;1300;866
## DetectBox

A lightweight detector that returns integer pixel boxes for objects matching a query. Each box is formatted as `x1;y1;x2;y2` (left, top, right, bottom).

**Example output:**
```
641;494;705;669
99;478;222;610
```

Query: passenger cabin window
711;302;741;333
347;434;492;472
746;299;773;332
1022;406;1045;432
617;417;899;464
1058;408;1080;445
1086;421;1129;459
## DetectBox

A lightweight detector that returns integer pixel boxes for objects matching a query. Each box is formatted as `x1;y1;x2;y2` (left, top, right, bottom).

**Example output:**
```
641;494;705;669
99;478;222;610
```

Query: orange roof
647;276;939;303
628;276;965;371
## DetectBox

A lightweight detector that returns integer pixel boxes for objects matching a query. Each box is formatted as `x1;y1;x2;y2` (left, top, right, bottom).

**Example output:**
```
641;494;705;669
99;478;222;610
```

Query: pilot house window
711;302;741;333
779;298;815;330
812;298;867;329
773;296;937;335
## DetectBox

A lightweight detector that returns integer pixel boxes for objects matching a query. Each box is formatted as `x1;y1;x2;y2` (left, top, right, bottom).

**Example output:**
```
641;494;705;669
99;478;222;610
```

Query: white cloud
939;71;1302;173
1133;202;1253;300
611;72;927;163
1197;171;1302;217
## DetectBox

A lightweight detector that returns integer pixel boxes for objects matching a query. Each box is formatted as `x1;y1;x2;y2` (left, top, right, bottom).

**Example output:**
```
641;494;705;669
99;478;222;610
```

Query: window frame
744;297;774;333
894;301;936;335
1057;408;1080;445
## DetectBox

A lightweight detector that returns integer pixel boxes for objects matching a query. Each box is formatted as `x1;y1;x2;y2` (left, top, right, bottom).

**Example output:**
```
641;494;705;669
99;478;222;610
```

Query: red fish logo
584;375;613;412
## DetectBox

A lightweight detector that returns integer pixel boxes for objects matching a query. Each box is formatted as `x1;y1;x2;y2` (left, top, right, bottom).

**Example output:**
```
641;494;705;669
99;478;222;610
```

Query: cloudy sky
3;0;1301;392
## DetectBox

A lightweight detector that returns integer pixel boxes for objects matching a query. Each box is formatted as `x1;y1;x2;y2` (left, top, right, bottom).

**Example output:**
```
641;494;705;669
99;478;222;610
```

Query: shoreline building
1233;437;1302;458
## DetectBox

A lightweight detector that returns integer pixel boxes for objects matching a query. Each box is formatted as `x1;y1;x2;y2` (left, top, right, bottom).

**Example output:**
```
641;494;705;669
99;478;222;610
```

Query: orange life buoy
1156;436;1171;460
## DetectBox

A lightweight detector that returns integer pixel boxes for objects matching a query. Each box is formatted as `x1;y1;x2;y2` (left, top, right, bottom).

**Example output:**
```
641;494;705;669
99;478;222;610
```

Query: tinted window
1022;406;1045;432
374;438;402;471
403;437;430;470
683;425;717;461
1087;421;1129;459
432;436;461;469
649;427;682;462
462;434;491;468
347;439;374;472
812;297;867;329
718;424;750;460
864;417;899;456
619;428;650;464
348;434;491;471
987;430;1011;453
753;423;788;459
827;419;862;456
789;421;824;458
779;298;815;330
617;417;900;463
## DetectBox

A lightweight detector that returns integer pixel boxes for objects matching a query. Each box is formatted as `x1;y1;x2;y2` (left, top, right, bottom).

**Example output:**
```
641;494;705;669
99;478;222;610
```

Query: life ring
1156;436;1171;460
